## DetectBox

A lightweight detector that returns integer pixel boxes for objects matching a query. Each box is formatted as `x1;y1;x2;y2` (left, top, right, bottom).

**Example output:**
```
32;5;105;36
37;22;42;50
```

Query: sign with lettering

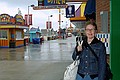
44;0;66;6
66;5;75;18
33;5;67;10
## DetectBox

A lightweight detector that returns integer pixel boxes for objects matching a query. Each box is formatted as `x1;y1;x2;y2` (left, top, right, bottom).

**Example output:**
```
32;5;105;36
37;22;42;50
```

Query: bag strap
87;44;99;61
82;36;98;61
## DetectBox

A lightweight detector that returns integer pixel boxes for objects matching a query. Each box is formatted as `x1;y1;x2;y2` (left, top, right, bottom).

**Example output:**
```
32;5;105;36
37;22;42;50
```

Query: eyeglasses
85;29;95;32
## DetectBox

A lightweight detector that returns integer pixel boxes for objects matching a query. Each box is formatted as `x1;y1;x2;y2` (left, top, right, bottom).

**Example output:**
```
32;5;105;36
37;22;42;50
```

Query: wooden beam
70;17;86;21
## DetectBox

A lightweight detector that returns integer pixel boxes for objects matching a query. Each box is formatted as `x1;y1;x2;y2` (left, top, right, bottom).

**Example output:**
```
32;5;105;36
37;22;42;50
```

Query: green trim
111;0;120;80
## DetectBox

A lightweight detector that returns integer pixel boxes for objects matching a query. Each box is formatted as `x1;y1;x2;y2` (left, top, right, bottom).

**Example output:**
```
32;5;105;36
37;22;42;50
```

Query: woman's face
85;24;96;39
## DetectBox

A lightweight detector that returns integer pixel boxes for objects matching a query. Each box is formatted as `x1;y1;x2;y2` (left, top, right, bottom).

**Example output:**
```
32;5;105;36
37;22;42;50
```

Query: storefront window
0;30;7;39
16;31;23;40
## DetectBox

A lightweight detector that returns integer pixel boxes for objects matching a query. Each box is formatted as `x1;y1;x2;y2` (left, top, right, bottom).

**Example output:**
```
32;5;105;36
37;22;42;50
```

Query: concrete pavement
0;36;76;80
0;61;72;80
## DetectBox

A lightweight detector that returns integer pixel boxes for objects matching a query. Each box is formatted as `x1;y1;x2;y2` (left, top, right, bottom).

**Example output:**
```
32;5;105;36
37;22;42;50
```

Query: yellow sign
15;14;24;23
44;0;66;6
47;0;66;4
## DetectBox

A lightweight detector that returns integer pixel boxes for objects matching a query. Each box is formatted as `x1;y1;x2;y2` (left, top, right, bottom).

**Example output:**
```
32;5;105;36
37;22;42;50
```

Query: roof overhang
0;25;28;29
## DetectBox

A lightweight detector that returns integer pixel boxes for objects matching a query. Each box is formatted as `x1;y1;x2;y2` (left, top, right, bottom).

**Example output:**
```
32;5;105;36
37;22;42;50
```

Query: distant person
81;33;84;38
72;21;107;80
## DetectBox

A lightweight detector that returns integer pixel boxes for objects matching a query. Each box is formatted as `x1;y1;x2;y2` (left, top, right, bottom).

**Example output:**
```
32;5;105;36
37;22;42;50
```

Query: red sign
25;14;32;26
46;21;52;29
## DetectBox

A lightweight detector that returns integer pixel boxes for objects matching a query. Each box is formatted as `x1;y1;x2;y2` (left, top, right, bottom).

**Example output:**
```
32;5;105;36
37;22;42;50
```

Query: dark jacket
72;37;106;80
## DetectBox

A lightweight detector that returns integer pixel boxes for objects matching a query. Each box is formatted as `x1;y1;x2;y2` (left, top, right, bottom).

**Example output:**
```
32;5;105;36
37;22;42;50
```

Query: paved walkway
0;36;76;80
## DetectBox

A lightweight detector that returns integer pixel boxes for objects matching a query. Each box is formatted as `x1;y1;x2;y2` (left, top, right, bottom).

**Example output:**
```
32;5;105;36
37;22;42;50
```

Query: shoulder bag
87;44;113;80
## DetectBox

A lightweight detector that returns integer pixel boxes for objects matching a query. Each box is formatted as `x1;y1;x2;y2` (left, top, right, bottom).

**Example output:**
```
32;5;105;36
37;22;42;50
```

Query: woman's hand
77;41;83;52
77;45;82;52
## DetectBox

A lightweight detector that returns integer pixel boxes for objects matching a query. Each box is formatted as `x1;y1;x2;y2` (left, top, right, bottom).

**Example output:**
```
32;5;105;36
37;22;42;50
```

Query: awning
70;3;86;22
84;0;96;16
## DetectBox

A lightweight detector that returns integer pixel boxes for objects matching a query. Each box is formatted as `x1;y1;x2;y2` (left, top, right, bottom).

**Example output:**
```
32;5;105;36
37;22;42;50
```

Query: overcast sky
0;0;80;31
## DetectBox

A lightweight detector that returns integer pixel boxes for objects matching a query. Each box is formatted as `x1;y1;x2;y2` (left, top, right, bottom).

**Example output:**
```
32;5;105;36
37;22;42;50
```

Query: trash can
32;38;40;44
9;41;16;48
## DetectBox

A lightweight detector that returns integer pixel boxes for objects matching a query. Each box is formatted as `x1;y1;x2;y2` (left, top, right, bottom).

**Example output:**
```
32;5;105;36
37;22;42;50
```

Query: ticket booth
0;14;28;48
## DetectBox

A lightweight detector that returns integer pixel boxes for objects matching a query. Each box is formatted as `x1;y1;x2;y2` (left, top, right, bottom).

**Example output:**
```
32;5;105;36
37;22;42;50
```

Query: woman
72;21;106;80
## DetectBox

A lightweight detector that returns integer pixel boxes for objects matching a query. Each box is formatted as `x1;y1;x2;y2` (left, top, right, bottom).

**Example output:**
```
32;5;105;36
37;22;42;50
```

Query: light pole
66;21;68;37
28;5;34;26
27;5;34;60
47;15;53;40
58;8;61;39
58;9;64;39
27;4;34;43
